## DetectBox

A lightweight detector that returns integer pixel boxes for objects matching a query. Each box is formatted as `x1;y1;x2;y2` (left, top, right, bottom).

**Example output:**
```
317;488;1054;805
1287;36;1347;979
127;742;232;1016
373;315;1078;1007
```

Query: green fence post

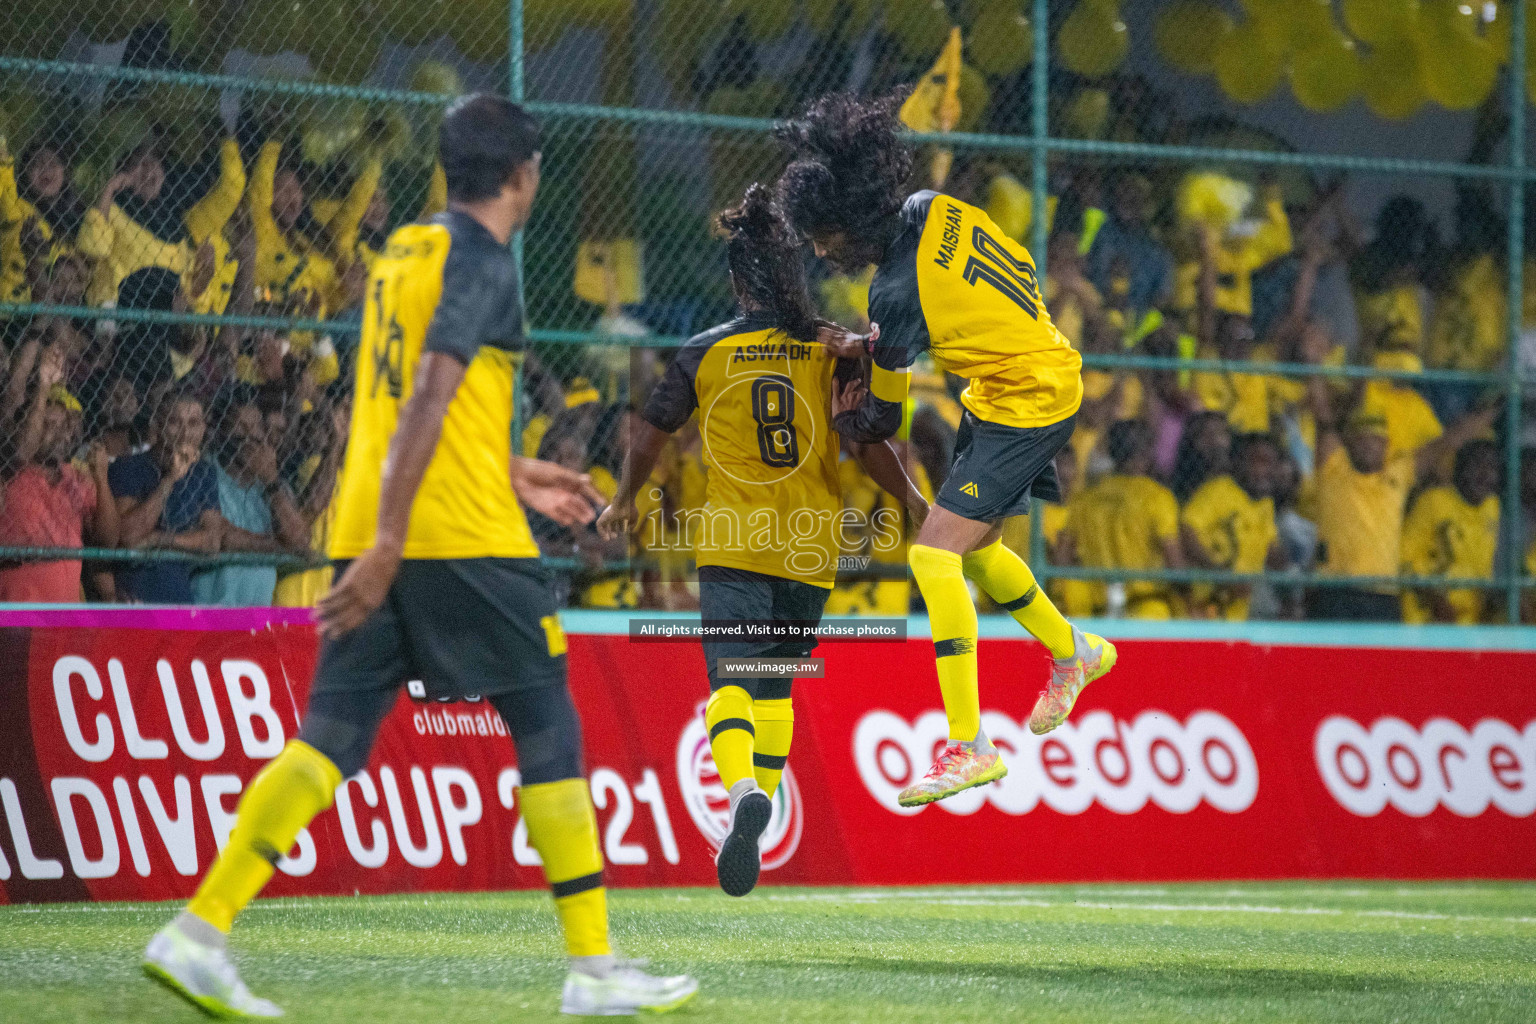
1507;2;1527;624
510;0;528;454
1027;0;1050;572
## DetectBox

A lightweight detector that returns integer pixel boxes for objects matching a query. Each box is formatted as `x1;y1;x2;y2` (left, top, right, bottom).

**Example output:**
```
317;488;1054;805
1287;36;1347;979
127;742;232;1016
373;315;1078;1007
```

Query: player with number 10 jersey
776;92;1117;810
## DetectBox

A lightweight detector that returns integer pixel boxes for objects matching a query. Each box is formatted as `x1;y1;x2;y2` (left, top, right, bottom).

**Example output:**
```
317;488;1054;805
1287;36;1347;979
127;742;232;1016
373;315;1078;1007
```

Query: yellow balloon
410;60;462;98
969;3;1032;77
1272;0;1337;51
805;0;839;35
1342;0;1419;44
1419;7;1498;110
891;0;953;60
729;0;795;42
1290;31;1362;111
1484;1;1514;63
955;64;992;132
1154;1;1234;75
1361;34;1425;118
1056;2;1129;78
1214;21;1284;103
1238;0;1290;54
1062;87;1110;138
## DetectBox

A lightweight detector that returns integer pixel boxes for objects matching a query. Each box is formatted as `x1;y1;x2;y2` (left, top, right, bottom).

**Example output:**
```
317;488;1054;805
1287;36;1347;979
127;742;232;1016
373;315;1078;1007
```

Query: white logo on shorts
674;705;803;869
1314;716;1536;817
853;708;1259;816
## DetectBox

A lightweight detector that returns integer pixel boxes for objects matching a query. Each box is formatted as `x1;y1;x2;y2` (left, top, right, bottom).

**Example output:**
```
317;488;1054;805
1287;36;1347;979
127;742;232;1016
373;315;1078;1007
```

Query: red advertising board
0;611;1532;904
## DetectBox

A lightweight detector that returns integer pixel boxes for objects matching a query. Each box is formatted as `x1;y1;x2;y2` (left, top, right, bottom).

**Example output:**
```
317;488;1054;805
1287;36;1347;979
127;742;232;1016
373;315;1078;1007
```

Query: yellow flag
899;27;963;135
574;239;645;307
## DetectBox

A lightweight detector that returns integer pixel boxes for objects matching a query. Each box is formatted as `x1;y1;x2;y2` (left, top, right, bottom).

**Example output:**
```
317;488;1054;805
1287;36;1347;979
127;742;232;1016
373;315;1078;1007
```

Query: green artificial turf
1;883;1533;1022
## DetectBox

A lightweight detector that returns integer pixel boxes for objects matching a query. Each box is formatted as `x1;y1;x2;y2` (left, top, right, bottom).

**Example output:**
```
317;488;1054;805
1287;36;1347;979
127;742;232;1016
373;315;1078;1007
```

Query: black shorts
935;411;1076;522
698;565;831;692
312;557;566;702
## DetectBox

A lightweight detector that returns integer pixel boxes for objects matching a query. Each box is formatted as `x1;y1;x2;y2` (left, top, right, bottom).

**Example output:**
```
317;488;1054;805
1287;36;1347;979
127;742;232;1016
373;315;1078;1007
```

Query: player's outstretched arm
510;455;604;527
316;351;465;639
852;438;929;529
596;416;671;541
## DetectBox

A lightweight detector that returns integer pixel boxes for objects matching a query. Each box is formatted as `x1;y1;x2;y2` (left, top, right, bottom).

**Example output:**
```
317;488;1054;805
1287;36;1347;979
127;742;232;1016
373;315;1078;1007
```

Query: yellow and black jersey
1181;475;1277;574
1181;474;1278;621
331;211;537;561
642;314;850;588
1401;485;1499;624
837;190;1083;444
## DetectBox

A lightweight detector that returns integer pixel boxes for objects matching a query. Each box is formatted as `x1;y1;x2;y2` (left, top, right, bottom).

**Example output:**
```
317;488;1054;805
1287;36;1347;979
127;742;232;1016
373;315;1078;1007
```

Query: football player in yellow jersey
1401;439;1501;624
143;95;697;1019
774;93;1116;807
598;184;925;896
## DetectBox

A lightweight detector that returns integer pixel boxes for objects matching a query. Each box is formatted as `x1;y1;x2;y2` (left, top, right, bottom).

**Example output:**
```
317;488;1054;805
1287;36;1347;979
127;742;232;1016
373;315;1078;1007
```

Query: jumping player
775;93;1117;807
596;184;924;896
142;95;697;1018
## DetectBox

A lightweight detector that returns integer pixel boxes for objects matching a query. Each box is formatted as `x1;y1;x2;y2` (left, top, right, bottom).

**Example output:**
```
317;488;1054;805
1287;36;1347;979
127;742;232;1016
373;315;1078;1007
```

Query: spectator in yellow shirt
1181;432;1284;620
1353;196;1435;357
1173;181;1292;318
1307;380;1500;619
1059;420;1186;618
78;139;245;310
2;140;87;306
1401;439;1501;624
1193;313;1274;433
1309;410;1411;620
247;139;342;317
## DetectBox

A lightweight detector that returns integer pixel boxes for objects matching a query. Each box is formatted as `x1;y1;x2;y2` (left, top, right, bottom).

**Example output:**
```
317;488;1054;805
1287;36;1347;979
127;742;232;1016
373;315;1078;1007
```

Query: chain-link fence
1;0;1533;623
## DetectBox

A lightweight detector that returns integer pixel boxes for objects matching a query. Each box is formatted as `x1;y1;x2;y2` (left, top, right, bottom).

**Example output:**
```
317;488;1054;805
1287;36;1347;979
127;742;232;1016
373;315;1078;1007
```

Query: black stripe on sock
998;584;1038;612
753;752;788;770
550;871;604;899
709;717;756;740
933;637;976;659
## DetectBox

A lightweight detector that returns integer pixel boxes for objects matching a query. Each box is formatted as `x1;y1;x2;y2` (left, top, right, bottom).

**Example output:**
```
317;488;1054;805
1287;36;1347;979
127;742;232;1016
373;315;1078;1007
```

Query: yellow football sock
520;777;611;958
963;538;1075;658
705;685;756;792
909;544;980;742
187;740;341;932
751;698;793;797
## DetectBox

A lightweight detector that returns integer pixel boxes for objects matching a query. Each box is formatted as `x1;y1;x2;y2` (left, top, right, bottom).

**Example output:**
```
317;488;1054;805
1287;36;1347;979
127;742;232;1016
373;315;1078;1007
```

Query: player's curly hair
717;183;818;344
774;92;913;248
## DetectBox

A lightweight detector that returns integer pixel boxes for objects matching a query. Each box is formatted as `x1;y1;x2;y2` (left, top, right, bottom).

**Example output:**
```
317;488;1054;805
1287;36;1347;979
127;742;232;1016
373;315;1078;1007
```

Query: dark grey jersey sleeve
834;194;932;444
423;214;522;363
641;351;699;432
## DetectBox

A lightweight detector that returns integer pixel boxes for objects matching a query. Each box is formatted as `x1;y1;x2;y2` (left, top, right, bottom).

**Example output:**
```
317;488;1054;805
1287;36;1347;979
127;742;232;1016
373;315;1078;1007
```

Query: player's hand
815;319;872;359
830;374;867;419
316;544;401;639
512;457;604;527
596;499;639;540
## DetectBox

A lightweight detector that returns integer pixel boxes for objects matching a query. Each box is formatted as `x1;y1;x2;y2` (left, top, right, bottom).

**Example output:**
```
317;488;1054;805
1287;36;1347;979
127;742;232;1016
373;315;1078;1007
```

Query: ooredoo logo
674;708;802;869
1315;716;1536;817
854;708;1257;816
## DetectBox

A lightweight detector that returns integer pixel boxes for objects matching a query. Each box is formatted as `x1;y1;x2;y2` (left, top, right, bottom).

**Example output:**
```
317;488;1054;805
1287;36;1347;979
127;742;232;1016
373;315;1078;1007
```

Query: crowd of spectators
0;118;370;606
2;80;1535;622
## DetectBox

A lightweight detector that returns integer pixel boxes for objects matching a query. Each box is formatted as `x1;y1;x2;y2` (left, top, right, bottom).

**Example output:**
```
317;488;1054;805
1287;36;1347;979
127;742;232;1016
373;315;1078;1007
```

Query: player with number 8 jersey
599;184;926;898
776;92;1117;810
